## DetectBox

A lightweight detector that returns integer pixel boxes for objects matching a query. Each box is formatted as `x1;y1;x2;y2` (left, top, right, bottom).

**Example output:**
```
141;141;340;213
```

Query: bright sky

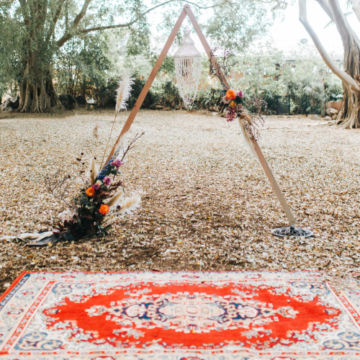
269;1;359;57
150;1;360;59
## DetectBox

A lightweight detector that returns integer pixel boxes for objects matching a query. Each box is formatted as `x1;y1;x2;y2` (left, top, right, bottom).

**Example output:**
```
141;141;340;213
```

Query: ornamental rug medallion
1;271;360;359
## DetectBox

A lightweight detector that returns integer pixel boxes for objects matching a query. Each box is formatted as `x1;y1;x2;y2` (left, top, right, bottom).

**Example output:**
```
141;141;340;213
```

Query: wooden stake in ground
104;4;296;227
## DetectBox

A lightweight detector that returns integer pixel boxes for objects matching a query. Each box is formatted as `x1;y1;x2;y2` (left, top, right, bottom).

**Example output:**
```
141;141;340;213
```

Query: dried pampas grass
89;158;98;185
105;188;124;208
118;193;141;216
93;122;100;138
100;69;134;168
116;70;134;113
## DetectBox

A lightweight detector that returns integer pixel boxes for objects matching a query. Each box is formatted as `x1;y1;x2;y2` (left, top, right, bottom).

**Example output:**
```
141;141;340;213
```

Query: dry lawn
0;110;360;294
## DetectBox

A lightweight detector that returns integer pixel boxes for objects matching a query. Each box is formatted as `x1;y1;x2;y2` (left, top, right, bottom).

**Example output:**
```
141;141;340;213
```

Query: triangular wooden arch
105;4;296;228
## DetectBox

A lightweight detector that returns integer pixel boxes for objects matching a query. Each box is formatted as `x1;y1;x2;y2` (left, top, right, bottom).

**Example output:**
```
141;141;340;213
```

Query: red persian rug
0;271;360;359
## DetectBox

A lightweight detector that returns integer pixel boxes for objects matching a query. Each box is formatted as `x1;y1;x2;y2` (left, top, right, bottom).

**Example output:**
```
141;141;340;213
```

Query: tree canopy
0;0;276;111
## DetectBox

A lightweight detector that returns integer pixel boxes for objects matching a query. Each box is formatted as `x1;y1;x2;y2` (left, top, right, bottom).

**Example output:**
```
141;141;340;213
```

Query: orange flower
229;101;236;107
226;89;236;100
86;187;95;197
99;204;109;215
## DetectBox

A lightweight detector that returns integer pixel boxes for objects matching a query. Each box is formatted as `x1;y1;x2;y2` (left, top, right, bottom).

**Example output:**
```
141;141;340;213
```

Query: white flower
58;210;75;223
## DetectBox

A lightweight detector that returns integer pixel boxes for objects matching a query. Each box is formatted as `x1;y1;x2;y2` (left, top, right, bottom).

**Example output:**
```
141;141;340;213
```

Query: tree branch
78;0;175;35
79;0;176;34
56;0;93;47
35;0;48;33
45;0;66;44
73;0;92;28
18;0;30;27
327;0;360;49
352;0;360;22
186;0;234;9
56;0;235;48
315;0;334;20
299;0;360;92
327;0;350;45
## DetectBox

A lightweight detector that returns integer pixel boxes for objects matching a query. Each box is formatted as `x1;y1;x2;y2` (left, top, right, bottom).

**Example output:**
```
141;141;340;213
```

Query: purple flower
112;159;124;169
92;184;100;190
237;90;244;98
103;176;112;186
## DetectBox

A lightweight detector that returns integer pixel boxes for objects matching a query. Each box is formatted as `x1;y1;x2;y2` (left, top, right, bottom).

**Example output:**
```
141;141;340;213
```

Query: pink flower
112;159;123;169
103;176;112;186
92;184;100;190
226;106;236;122
237;90;244;98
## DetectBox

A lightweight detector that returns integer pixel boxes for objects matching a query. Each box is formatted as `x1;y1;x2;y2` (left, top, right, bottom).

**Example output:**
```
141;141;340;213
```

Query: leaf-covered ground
1;110;360;295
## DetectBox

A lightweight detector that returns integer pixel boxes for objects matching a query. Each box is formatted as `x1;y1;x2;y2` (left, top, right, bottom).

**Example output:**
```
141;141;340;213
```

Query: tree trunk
338;37;360;128
300;0;360;129
18;58;64;112
82;75;86;97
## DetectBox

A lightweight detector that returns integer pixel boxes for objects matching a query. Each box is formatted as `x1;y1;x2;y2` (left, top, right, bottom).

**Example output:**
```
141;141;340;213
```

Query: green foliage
157;81;181;107
96;77;118;108
126;22;151;56
195;88;222;109
0;0;277;105
0;2;23;99
325;81;343;102
204;44;343;115
87;73;159;109
150;54;175;75
286;80;323;114
54;34;111;97
126;76;158;109
204;2;272;53
232;43;285;101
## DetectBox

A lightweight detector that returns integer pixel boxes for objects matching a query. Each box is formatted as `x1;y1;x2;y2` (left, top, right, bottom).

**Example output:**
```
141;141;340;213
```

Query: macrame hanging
174;26;202;108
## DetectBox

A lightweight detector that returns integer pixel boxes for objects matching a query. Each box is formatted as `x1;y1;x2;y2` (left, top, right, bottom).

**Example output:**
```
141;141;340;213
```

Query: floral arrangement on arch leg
220;89;265;160
222;89;246;122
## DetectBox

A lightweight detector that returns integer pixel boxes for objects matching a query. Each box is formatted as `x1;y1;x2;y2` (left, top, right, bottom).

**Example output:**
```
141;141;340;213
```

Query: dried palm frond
89;158;98;185
17;231;54;241
237;118;259;162
93;122;100;138
116;70;134;113
105;188;124;208
119;193;141;216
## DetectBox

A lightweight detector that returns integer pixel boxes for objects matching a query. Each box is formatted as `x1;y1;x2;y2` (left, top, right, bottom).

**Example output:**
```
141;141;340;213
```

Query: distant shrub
127;76;159;109
157;81;182;108
95;74;158;109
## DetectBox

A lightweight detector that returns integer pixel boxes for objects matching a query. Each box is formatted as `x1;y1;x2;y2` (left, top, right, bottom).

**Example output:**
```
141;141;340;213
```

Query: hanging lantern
174;27;202;108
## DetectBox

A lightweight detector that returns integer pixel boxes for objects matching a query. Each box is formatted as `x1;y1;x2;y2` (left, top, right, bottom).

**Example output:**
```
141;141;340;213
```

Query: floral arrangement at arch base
53;133;143;245
20;70;142;246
